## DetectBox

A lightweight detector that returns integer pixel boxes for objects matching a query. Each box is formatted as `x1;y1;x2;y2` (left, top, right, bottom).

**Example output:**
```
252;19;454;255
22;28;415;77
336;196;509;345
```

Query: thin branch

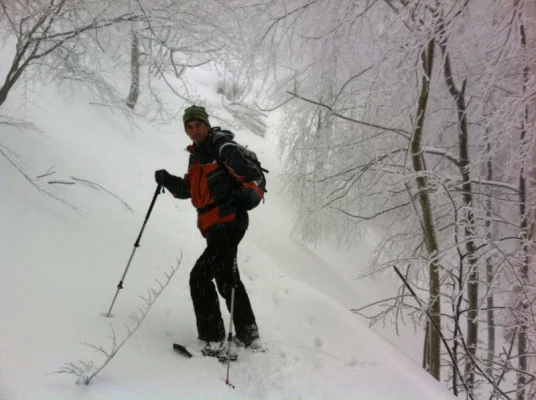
0;144;76;210
70;176;134;212
54;257;182;384
48;180;75;185
36;166;55;179
350;294;416;314
393;266;482;400
286;91;411;139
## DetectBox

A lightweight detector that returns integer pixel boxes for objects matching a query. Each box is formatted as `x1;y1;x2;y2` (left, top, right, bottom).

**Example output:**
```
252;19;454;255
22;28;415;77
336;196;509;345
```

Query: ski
172;343;238;362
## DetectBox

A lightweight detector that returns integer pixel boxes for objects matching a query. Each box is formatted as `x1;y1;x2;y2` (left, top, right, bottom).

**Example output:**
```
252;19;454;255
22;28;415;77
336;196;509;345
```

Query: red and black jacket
164;128;264;236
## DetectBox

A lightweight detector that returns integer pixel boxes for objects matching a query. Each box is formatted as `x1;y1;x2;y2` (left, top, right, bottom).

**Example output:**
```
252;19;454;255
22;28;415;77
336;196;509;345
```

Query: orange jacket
166;128;264;236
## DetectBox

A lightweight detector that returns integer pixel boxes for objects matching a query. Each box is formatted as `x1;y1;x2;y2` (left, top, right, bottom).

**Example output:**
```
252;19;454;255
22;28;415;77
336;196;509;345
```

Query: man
155;105;263;358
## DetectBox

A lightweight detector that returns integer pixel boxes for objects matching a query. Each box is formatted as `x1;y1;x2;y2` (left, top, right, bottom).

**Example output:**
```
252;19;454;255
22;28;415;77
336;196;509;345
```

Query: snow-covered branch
54;257;181;384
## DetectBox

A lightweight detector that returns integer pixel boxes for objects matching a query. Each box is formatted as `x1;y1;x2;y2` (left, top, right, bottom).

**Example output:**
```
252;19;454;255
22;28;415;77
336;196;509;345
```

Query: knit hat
183;105;210;127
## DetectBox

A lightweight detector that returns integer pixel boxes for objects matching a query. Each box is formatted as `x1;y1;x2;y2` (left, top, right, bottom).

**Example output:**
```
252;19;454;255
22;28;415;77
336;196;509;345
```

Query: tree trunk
517;4;530;399
485;140;496;377
126;30;140;110
439;41;479;390
517;112;529;400
0;46;38;107
411;38;441;381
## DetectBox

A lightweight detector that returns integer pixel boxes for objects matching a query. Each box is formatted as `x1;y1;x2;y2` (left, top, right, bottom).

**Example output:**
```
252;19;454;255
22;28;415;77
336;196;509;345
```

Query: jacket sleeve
218;141;263;208
167;173;190;199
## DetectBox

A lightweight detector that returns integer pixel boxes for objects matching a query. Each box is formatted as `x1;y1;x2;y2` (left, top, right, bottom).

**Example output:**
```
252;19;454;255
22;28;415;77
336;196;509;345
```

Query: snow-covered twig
48;181;75;185
53;256;181;385
36;166;56;179
70;176;134;213
393;265;479;400
0;143;77;210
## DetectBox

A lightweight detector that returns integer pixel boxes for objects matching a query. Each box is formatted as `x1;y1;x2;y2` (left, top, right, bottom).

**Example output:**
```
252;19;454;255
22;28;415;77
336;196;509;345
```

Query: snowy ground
0;79;455;399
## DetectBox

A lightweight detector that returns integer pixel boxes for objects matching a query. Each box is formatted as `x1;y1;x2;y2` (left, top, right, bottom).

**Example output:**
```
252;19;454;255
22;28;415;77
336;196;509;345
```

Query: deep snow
1;75;454;399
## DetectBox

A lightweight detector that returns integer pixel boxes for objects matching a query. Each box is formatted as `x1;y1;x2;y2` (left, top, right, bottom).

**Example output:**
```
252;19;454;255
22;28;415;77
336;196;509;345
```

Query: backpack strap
213;135;268;196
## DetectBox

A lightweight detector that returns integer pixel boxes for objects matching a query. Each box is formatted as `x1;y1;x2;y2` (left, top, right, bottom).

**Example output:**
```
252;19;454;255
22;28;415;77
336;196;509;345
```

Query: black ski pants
190;223;259;344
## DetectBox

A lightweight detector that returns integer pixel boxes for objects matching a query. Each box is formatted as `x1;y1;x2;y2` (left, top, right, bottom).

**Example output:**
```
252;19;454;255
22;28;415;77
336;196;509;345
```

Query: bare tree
252;0;536;397
514;2;532;398
438;14;480;388
217;79;268;137
0;0;141;107
411;37;441;380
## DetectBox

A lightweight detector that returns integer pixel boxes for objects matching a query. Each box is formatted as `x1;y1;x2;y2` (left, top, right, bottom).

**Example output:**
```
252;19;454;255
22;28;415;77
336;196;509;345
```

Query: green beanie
183;105;210;128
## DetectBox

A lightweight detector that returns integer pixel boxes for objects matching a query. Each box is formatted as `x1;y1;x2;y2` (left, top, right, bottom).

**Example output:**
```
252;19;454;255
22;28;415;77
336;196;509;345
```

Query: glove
235;188;260;211
155;169;172;186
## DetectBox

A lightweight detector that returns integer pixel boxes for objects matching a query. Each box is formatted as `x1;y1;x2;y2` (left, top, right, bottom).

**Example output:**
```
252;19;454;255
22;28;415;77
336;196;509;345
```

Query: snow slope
0;80;454;399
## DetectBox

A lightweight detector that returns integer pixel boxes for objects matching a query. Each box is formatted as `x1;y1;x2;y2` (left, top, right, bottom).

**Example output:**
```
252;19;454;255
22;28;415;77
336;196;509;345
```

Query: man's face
185;120;210;145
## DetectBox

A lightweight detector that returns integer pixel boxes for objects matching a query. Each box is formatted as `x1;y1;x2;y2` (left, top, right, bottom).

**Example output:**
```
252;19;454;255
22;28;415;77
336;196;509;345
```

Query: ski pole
106;184;163;317
225;286;236;388
225;256;239;388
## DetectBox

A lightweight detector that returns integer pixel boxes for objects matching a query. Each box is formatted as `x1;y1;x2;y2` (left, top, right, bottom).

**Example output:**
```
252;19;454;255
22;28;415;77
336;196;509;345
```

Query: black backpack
235;142;268;197
212;128;268;204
